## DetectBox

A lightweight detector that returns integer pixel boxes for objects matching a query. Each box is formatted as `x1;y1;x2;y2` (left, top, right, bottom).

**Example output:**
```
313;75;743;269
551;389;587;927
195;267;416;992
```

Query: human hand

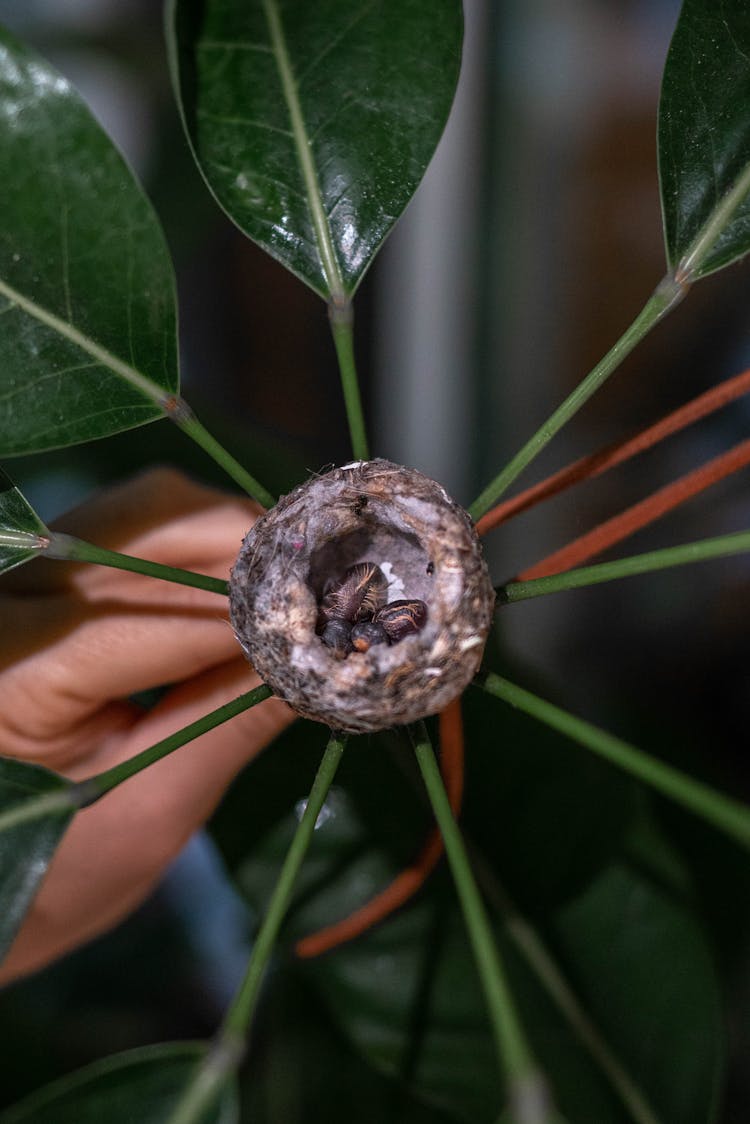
0;468;293;984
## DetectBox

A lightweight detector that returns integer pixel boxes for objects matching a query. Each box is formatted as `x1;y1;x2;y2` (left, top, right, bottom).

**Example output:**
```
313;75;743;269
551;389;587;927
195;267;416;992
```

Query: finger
0;663;293;983
0;597;246;765
6;467;258;594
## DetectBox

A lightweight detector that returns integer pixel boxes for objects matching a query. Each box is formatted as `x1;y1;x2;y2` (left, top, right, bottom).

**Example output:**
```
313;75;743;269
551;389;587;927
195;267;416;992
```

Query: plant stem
497;529;750;604
76;685;271;803
469;845;662;1124
44;533;229;595
222;730;347;1035
162;1038;244;1124
468;277;686;521
477;672;750;851
330;301;370;461
166;398;276;508
165;730;348;1124
409;723;553;1124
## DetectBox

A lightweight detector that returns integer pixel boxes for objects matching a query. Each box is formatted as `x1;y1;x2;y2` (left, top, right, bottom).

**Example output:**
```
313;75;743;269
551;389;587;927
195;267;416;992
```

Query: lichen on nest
229;459;495;733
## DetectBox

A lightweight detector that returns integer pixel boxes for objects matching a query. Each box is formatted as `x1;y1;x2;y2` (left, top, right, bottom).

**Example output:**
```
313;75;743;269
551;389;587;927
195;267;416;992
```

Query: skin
0;468;293;985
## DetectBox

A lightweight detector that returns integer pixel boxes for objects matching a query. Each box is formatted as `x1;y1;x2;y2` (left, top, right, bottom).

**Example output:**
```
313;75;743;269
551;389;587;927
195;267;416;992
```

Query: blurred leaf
168;0;463;299
553;855;723;1124
658;0;750;276
0;467;48;574
303;851;721;1123
241;969;459;1123
0;1042;237;1124
463;670;637;916
214;712;721;1123
0;757;76;964
0;25;178;456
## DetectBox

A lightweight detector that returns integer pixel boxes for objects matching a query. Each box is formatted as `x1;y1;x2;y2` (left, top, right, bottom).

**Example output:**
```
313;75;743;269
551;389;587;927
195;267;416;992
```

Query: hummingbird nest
229;459;495;733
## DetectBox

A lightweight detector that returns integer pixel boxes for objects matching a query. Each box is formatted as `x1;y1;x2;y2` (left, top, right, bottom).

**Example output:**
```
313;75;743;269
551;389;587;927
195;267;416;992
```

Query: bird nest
229;459;495;733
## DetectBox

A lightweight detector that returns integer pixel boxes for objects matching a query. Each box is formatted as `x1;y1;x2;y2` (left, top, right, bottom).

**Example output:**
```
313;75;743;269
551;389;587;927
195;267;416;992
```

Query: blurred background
0;0;748;1119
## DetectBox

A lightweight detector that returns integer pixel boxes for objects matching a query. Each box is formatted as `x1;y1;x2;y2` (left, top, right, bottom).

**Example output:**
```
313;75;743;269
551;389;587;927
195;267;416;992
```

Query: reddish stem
517;438;750;581
476;367;750;537
295;699;465;959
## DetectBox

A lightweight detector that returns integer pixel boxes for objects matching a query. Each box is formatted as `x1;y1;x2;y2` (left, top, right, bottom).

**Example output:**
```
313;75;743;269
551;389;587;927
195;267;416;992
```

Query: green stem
165;730;347;1124
469;846;662;1124
76;685;271;803
163;1038;244;1124
44;532;229;595
409;723;552;1124
498;529;750;604
222;731;347;1035
170;401;276;508
477;672;750;850
329;301;370;461
468;277;685;521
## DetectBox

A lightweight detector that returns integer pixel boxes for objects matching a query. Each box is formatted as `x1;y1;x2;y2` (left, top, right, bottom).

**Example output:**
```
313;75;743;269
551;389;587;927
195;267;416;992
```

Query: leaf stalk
409;722;553;1123
168;400;276;508
165;729;348;1124
469;276;686;521
77;685;272;803
44;532;230;595
498;529;750;603
477;672;750;851
329;301;370;461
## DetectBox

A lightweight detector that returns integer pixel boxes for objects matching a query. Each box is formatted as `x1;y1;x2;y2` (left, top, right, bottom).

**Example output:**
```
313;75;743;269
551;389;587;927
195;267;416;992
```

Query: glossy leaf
0;757;77;964
658;0;750;277
168;0;463;300
0;26;178;456
0;1042;237;1124
0;467;49;574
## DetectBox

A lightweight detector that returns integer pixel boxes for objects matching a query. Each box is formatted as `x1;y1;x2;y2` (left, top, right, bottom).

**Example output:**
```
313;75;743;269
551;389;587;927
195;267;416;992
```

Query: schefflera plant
0;1;749;1123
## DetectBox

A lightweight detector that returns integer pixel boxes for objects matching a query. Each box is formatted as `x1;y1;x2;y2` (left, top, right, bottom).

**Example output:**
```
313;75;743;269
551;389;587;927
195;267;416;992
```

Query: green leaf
552;858;722;1124
240;970;459;1123
658;0;750;277
0;25;178;456
305;856;721;1124
462;681;636;916
0;467;49;574
0;757;77;964
168;0;463;300
213;720;721;1124
0;1042;237;1124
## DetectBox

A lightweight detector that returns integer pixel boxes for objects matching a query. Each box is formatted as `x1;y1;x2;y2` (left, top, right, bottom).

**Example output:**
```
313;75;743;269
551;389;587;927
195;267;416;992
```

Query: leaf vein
295;1;377;88
0;275;167;407
0;360;98;406
196;107;293;137
198;39;274;55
